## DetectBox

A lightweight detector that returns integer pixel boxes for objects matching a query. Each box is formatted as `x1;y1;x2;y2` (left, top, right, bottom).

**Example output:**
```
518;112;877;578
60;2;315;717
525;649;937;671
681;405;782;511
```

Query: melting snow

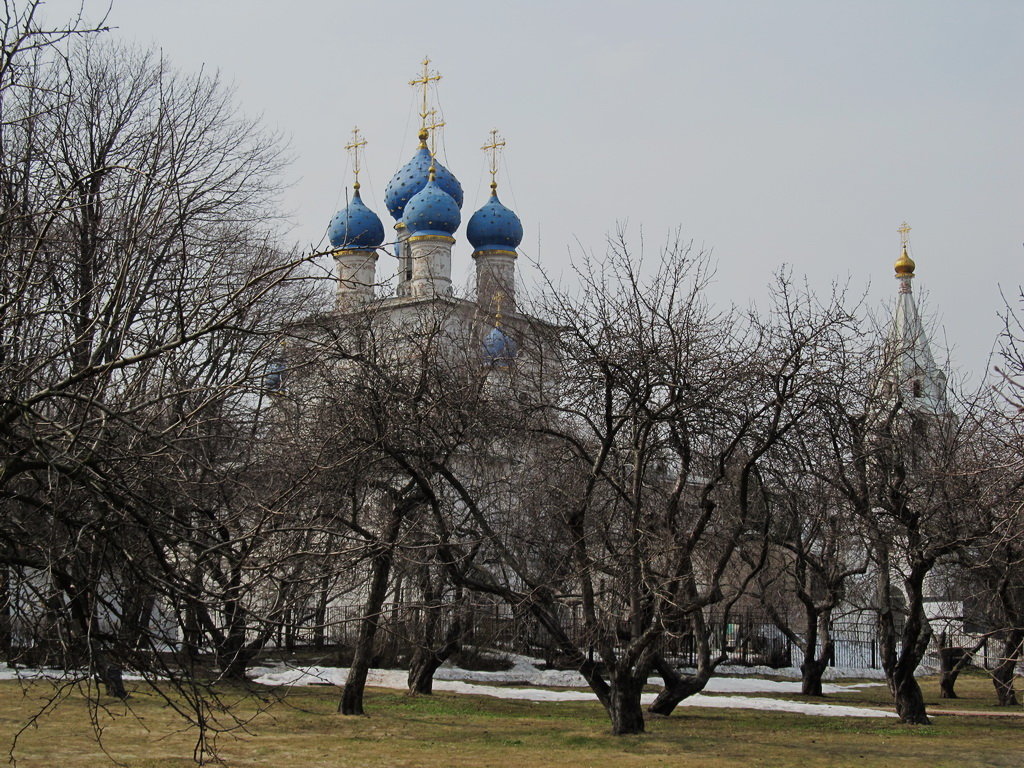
0;657;892;718
0;663;149;682
247;655;892;719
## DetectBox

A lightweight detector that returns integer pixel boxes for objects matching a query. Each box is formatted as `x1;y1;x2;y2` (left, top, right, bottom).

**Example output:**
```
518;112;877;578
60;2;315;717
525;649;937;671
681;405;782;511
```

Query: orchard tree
433;241;853;734
804;313;979;723
756;406;870;694
283;300;495;716
962;290;1024;705
0;12;310;751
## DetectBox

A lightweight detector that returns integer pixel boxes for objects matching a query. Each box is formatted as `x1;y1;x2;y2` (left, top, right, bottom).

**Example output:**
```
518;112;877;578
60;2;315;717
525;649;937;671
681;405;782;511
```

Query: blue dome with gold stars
403;176;461;237
328;189;385;250
482;326;517;364
467;193;523;252
384;146;463;221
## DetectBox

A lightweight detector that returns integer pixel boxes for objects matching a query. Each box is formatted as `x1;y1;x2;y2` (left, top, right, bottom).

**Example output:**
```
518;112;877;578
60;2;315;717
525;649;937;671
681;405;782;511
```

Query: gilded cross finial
424;108;446;156
898;221;911;248
409;57;442;148
894;221;916;281
481;128;506;195
344;126;368;191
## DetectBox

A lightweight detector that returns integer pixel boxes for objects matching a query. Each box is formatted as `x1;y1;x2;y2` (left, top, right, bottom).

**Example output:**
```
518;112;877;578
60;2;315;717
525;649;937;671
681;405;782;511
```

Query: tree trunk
893;675;930;723
797;610;826;697
648;653;710;715
938;670;958;699
314;577;330;651
407;650;441;696
937;646;967;699
340;554;392;715
407;607;462;695
876;548;932;724
216;558;251;681
992;630;1022;707
340;503;405;716
608;672;646;735
181;566;204;668
91;645;128;699
218;644;252;681
569;641;648;735
99;662;128;699
648;612;717;716
801;653;829;697
340;652;372;716
889;660;930;724
216;618;253;681
800;610;837;698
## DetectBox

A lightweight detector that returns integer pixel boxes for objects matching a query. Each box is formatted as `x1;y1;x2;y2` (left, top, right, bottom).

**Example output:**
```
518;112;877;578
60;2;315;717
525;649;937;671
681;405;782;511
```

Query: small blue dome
327;190;385;250
482;326;517;364
265;359;286;393
384;146;463;221
403;177;461;237
467;193;523;252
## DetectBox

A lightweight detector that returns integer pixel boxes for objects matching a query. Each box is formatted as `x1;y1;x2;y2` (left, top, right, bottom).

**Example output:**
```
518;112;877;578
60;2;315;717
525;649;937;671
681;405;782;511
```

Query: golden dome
894;244;915;277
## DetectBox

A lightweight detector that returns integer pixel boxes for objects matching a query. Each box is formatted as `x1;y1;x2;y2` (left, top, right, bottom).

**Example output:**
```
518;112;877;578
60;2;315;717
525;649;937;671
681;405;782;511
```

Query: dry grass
0;673;1020;767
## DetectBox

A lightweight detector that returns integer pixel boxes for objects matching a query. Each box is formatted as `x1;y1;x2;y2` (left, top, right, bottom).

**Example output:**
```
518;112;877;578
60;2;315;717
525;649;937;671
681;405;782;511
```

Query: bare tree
283;300;495;715
756;418;870;696
425;240;852;734
803;324;980;723
0;22;308;755
958;292;1024;705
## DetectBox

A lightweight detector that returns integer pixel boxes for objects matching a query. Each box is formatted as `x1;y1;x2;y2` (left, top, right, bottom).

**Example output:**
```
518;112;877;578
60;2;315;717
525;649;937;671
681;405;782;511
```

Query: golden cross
409;57;442;143
424;108;446;155
481;129;506;193
344;126;368;190
898;221;912;248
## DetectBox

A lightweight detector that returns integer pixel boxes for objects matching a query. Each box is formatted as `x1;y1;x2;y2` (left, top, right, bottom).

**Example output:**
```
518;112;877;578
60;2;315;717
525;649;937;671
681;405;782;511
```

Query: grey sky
43;0;1024;382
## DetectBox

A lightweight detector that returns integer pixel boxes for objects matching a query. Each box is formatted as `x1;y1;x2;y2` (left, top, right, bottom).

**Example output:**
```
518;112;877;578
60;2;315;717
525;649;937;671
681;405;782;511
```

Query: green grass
0;673;1020;767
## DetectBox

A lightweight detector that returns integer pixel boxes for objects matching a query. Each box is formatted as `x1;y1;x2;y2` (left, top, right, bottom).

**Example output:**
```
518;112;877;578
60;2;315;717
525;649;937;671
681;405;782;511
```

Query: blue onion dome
327;188;385;250
482;326;517;364
402;173;461;236
384;143;464;221
467;191;523;252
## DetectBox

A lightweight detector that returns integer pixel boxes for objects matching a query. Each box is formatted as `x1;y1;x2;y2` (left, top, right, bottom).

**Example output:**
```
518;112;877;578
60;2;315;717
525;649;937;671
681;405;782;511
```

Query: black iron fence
262;603;888;670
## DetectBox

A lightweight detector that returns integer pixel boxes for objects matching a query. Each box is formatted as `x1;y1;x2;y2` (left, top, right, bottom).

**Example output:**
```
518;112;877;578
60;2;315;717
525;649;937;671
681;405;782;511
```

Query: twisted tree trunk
648;613;718;715
407;606;463;695
992;629;1022;706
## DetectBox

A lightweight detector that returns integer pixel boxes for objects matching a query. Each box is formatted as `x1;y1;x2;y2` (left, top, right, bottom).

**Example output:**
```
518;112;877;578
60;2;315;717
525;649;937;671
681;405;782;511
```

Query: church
300;59;970;679
321;59;531;373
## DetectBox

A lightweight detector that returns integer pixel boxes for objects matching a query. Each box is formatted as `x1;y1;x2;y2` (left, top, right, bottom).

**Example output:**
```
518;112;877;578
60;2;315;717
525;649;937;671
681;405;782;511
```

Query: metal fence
264;603;888;670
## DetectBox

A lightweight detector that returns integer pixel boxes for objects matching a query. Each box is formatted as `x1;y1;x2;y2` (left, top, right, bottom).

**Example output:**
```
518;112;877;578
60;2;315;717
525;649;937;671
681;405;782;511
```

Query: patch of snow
679;693;895;718
248;662;892;718
0;663;64;681
702;677;882;694
0;663;149;682
708;664;889;680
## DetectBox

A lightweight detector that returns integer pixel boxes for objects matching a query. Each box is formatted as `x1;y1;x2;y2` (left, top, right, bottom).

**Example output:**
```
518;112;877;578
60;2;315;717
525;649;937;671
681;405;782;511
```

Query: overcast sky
43;0;1024;382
